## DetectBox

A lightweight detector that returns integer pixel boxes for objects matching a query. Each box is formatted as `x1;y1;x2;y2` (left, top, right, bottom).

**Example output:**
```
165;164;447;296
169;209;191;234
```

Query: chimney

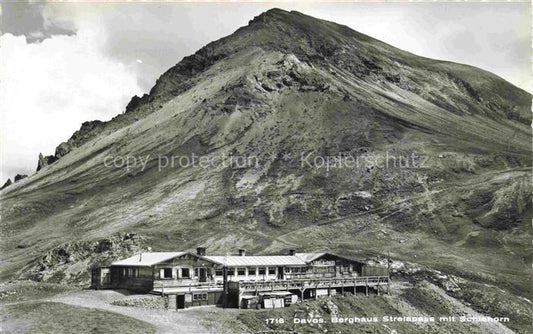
196;247;206;256
289;249;296;256
139;253;142;262
238;249;246;256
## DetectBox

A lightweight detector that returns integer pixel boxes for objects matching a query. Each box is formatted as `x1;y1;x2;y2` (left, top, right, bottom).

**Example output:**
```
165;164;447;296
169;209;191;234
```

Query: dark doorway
199;268;207;282
277;267;284;279
177;295;185;309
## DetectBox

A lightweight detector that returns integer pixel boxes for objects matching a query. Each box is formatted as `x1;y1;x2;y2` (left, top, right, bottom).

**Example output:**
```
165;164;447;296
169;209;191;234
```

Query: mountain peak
247;7;369;42
25;8;531;181
254;8;332;24
254;8;299;20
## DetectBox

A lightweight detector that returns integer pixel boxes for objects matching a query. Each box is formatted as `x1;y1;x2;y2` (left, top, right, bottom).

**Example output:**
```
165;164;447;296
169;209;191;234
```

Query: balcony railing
229;276;389;292
151;276;389;294
152;280;223;294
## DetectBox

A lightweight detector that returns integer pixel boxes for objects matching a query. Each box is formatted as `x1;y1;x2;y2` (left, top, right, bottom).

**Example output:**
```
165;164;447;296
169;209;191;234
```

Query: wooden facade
297;253;365;279
109;266;154;292
152;253;218;288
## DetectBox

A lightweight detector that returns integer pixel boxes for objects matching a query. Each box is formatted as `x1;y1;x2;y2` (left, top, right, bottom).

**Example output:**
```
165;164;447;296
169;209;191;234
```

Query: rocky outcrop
386;259;462;293
20;233;145;285
68;120;104;146
1;179;12;190
14;174;28;182
54;142;71;159
36;153;58;171
125;94;151;113
0;174;28;187
36;121;106;172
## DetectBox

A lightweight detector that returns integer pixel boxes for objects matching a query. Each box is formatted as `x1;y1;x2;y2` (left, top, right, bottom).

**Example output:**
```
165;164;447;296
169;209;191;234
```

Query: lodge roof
111;252;187;266
202;255;307;267
110;251;364;267
294;253;327;262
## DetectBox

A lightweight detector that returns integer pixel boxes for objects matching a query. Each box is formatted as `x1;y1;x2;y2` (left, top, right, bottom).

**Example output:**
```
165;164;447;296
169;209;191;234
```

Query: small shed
260;291;297;308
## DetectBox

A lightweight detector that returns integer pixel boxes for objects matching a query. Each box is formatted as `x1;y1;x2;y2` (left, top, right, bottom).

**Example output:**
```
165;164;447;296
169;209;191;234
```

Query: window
268;267;276;275
159;268;172;278
215;269;223;276
237;268;246;276
128;268;139;277
248;268;256;276
194;268;199;277
181;268;190;278
329;267;335;273
285;267;290;273
193;293;207;301
293;267;300;273
227;268;235;276
258;268;266;275
160;268;172;279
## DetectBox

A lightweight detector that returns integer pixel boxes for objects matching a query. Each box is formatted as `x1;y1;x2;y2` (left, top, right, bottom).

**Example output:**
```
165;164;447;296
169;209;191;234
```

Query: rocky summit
0;9;531;332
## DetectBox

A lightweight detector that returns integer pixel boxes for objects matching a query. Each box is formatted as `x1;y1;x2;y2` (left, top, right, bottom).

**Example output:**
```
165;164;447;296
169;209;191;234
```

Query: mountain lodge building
92;248;389;309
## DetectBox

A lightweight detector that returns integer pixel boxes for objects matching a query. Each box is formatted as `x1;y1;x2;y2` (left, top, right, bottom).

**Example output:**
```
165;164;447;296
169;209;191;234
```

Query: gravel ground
49;290;214;334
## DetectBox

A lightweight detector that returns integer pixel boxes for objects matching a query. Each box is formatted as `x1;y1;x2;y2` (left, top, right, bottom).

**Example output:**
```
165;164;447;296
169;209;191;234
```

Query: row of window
160;267;190;279
193;293;207;301
214;267;316;276
311;260;336;266
157;265;352;279
161;267;211;279
119;268;139;278
284;267;308;274
219;266;348;276
214;267;278;277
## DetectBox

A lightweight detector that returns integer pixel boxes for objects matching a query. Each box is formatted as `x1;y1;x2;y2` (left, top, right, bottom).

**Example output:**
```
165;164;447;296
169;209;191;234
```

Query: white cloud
0;25;142;181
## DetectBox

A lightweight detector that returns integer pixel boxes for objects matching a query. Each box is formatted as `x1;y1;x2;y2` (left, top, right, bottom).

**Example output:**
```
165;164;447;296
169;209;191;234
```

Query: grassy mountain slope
1;8;531;332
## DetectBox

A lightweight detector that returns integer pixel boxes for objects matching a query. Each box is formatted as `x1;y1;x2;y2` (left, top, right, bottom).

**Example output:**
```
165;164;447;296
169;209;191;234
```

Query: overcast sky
1;1;531;183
